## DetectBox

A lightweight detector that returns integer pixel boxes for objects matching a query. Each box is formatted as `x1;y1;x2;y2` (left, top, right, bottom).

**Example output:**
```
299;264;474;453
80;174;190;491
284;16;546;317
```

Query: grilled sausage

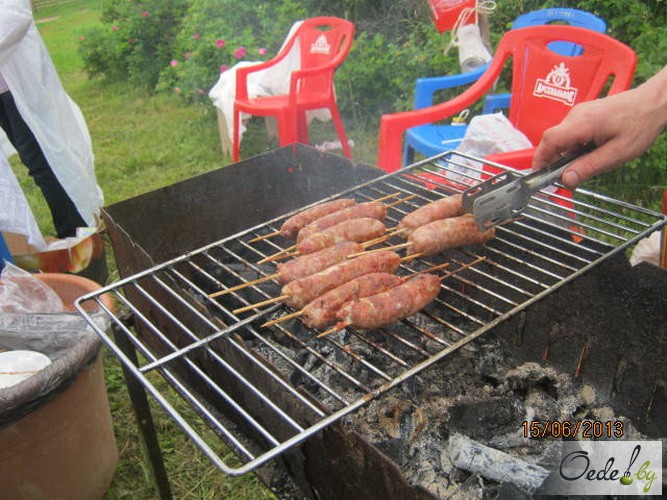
336;273;441;329
282;251;401;310
398;193;463;235
280;198;356;239
275;241;364;284
408;214;494;256
296;218;386;255
301;273;403;329
297;201;387;242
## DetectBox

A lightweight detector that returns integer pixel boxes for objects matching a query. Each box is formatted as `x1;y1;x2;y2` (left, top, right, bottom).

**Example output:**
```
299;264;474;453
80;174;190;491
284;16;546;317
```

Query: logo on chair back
310;34;331;54
533;63;578;106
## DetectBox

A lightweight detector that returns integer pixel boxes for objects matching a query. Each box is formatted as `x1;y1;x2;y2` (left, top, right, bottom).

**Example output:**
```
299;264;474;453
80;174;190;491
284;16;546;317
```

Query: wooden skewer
402;252;425;262
248;230;282;243
374;192;400;202
209;273;278;298
439;256;486;281
385;193;417;209
261;310;303;328
233;295;288;315
260;250;299;263
354;242;411;259
257;244;297;264
407;261;450;278
361;228;404;249
317;323;349;339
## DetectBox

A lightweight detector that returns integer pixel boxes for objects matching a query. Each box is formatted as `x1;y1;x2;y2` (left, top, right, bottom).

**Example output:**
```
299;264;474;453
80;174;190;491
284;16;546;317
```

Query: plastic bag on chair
448;112;532;185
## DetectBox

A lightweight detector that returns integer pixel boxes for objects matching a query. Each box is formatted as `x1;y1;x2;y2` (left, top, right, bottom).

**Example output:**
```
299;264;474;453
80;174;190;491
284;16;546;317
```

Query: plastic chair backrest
490;25;635;145
293;17;354;95
512;8;606;56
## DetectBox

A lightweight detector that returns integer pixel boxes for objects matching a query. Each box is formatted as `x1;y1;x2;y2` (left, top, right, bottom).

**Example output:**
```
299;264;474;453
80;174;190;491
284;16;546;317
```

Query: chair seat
236;93;333;114
405;124;467;158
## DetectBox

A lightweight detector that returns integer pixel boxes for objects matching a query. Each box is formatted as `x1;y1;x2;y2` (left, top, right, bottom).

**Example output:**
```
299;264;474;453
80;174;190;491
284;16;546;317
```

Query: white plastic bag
630;231;661;267
0;1;103;226
0;154;46;250
448;112;533;185
0;262;64;313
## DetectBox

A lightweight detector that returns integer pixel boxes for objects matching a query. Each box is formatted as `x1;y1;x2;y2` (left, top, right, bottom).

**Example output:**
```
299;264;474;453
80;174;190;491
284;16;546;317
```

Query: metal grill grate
76;151;665;476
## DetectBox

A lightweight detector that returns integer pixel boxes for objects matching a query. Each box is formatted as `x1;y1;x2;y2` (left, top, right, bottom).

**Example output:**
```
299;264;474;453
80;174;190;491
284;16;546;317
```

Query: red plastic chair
377;25;637;173
232;17;354;162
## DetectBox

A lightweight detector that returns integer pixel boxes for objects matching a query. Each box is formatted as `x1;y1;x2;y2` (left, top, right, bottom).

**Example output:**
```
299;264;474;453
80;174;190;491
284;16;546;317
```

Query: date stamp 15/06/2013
522;420;625;439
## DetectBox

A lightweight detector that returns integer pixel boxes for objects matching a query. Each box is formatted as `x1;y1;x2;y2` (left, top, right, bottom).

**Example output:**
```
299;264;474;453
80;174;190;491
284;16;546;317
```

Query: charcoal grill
76;145;665;491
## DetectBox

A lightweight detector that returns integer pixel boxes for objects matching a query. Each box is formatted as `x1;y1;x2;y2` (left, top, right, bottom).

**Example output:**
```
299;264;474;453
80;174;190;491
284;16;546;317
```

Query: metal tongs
461;143;596;230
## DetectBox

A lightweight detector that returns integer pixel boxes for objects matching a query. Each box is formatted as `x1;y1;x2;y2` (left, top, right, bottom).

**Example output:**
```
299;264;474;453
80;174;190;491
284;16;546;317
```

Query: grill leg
112;321;173;500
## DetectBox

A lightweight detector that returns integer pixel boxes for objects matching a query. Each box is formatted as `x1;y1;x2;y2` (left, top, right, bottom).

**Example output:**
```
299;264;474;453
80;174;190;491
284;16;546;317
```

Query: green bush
156;0;308;101
79;0;189;89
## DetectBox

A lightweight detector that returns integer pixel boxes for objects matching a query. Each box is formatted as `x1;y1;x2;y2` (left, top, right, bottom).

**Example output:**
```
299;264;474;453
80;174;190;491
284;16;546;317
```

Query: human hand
532;66;667;188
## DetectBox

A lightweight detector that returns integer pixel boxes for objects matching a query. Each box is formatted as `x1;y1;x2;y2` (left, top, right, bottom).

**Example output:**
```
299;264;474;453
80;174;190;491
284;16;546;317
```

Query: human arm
532;65;667;188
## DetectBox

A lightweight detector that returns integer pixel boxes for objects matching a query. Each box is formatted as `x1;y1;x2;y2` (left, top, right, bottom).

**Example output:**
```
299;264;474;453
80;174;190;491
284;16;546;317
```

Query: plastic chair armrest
484;147;536;170
413;63;489;109
379;53;509;172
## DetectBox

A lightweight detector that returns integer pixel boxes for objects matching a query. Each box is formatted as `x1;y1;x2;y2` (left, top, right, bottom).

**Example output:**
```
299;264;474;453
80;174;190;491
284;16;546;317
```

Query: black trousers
0;90;86;238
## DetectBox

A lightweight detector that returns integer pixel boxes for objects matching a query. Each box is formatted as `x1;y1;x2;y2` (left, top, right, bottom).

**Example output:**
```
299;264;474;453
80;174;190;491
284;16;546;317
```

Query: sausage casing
275;241;364;284
283;251;401;310
398;193;463;235
280;198;356;239
336;273;441;329
408;214;494;255
297;201;387;242
296;218;386;255
301;273;403;329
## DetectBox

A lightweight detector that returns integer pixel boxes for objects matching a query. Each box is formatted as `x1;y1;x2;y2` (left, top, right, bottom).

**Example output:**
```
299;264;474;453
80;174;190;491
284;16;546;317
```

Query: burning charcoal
447;397;523;440
373;437;404;465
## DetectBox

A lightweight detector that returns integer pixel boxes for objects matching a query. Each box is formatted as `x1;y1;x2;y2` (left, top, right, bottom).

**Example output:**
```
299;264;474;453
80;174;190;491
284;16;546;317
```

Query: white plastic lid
0;350;52;389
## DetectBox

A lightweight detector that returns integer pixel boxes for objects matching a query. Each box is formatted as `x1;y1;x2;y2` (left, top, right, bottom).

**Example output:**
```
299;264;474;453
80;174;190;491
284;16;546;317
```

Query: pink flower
233;47;247;59
220;65;229;73
78;35;86;41
184;51;191;60
111;25;119;31
170;59;178;67
258;47;267;56
197;88;206;95
142;11;149;18
174;87;181;94
216;39;225;49
193;33;200;40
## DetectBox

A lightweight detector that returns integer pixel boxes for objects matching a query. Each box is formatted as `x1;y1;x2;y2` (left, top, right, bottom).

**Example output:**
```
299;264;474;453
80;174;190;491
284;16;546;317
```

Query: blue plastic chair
404;8;607;165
